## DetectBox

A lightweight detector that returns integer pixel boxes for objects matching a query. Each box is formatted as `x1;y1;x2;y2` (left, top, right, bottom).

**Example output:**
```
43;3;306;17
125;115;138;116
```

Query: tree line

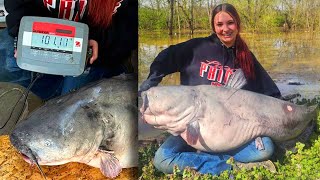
139;0;320;34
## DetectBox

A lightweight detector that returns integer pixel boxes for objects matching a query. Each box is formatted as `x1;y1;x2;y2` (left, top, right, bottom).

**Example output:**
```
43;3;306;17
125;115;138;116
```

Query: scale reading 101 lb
17;16;90;76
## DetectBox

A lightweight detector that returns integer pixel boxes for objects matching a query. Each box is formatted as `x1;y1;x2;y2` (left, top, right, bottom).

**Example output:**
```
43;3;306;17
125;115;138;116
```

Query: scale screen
17;16;89;76
31;33;74;52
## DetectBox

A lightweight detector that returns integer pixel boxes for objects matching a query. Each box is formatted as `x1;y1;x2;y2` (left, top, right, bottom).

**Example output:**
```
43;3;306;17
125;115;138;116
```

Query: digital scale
17;16;90;76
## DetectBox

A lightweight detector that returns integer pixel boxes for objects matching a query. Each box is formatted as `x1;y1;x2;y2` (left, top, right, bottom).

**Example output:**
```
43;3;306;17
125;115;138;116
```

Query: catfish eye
44;140;52;147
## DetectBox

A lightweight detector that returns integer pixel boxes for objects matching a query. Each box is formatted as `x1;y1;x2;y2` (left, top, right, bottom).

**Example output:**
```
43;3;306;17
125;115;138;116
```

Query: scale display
31;33;74;52
17;16;89;76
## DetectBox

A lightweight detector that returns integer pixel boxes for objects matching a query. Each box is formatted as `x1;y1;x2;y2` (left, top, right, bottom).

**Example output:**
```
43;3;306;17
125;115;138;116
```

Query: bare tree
168;0;175;35
177;0;195;34
190;0;194;34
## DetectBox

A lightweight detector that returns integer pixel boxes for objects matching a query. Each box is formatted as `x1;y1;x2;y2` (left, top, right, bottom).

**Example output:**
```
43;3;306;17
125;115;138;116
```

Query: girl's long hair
211;3;255;80
87;0;120;28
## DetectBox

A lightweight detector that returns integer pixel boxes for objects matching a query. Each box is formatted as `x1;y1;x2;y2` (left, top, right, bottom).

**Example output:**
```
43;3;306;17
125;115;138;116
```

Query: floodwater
139;31;320;99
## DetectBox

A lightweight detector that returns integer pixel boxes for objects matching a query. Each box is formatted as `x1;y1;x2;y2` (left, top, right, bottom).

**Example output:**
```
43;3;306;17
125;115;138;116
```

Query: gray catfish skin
10;76;137;178
140;85;318;153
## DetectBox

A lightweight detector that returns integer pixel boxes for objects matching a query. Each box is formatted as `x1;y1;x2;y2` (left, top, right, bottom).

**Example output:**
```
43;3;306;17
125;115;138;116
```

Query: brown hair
87;0;120;28
211;3;255;80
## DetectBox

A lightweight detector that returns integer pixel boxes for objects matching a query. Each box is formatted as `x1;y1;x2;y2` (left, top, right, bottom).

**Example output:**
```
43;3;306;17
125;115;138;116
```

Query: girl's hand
89;39;98;64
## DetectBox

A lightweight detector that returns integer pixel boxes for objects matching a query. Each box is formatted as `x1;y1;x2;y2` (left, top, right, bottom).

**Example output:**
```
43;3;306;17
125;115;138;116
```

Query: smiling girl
139;3;281;176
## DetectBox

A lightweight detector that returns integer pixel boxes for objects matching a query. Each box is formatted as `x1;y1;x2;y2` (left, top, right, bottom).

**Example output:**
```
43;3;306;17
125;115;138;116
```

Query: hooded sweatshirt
140;34;281;98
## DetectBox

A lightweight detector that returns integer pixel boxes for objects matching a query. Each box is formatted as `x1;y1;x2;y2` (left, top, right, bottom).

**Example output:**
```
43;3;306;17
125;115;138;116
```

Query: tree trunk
190;0;194;35
169;0;174;35
176;0;181;34
207;0;211;28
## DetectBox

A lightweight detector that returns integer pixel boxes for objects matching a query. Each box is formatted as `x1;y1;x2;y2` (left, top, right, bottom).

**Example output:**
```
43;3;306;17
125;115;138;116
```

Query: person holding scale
0;0;137;100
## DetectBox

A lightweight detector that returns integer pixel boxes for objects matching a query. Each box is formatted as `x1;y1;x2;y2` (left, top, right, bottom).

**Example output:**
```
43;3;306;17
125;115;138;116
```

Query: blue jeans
153;135;274;175
0;28;125;100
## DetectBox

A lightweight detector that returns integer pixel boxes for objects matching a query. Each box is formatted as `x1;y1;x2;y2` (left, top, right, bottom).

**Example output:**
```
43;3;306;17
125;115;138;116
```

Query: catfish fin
225;69;247;89
94;150;122;178
186;120;200;145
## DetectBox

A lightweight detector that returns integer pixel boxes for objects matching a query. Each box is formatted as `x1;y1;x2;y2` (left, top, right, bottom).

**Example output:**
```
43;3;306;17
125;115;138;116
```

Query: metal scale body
17;16;89;76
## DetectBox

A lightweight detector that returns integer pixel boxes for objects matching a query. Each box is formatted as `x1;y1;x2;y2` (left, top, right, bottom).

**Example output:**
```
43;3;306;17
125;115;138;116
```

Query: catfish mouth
15;145;41;165
10;132;41;165
13;144;47;179
20;152;34;164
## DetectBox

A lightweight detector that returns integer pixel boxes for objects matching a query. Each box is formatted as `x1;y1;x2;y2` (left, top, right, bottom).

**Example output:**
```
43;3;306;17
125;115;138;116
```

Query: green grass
138;100;320;179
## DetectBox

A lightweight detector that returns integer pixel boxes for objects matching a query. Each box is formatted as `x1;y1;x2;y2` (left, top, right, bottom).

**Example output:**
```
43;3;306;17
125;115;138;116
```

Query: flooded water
139;31;320;99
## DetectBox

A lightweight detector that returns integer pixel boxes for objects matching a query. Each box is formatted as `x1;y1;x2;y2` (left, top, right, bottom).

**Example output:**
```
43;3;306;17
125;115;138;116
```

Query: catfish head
140;86;199;135
9;99;106;166
10;95;121;178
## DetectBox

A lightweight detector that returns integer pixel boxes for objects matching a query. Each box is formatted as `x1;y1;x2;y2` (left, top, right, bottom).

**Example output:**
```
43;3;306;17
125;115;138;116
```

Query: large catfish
140;70;318;153
10;75;138;178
